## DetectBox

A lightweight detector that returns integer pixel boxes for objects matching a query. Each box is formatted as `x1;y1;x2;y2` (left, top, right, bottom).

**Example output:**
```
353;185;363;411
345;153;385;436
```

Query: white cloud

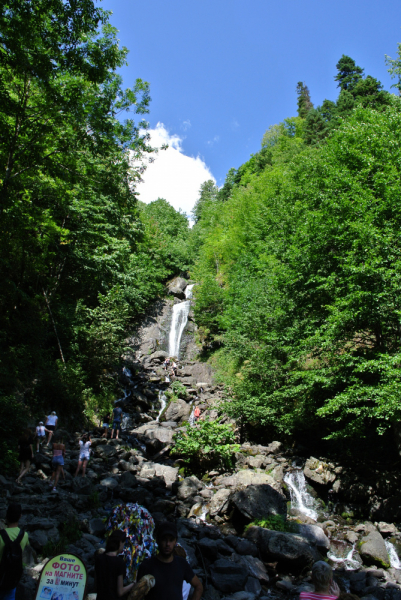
207;135;220;146
182;119;191;131
134;123;215;216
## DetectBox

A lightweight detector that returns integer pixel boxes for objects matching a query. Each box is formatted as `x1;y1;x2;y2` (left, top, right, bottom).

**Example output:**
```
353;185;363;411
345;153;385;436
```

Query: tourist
95;530;136;600
49;435;65;493
110;405;122;440
171;361;178;377
0;503;30;600
137;522;203;600
16;429;34;484
194;407;200;422
101;413;111;438
35;421;49;452
75;433;91;477
163;357;170;371
45;411;58;445
300;561;340;600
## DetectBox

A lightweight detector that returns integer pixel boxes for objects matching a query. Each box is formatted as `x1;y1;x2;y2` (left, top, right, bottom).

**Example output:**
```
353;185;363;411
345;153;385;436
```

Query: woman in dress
75;433;91;477
17;428;34;483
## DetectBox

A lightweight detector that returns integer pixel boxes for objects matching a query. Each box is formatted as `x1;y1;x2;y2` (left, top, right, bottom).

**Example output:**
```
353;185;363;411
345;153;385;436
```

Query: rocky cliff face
5;290;401;600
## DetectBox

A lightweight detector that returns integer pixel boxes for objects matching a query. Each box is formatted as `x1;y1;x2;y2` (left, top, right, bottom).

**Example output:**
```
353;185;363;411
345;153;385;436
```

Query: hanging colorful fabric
105;503;156;582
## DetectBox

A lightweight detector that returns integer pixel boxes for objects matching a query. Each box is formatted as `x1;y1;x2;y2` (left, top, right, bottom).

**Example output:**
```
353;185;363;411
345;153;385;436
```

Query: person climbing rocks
163;357;170;371
75;433;91;477
300;561;340;600
194;407;200;422
110;405;122;440
45;411;58;445
95;530;136;600
16;429;34;484
35;421;49;452
137;522;203;600
171;361;178;376
101;413;111;438
49;435;65;493
0;503;30;600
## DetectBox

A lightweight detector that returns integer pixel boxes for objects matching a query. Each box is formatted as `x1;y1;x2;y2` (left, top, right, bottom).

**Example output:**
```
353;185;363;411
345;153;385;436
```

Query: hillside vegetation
192;52;401;446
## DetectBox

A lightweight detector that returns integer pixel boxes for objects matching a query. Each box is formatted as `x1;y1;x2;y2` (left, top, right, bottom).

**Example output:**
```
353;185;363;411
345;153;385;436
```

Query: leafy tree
296;81;313;118
335;54;364;91
192;180;219;223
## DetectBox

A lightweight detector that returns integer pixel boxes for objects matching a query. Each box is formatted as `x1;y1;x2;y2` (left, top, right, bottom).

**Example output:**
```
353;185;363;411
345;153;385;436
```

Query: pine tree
296;82;314;118
335;55;364;92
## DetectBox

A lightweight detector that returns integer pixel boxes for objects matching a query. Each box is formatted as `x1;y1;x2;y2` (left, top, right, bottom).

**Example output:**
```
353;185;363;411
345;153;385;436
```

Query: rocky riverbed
4;280;401;600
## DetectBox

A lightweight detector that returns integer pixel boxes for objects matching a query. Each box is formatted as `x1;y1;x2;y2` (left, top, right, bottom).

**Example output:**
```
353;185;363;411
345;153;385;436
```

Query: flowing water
156;391;167;422
168;284;194;358
284;469;319;521
386;540;401;569
327;543;361;570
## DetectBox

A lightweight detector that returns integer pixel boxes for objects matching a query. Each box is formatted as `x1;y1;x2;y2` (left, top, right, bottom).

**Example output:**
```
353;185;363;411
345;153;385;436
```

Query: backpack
0;529;24;591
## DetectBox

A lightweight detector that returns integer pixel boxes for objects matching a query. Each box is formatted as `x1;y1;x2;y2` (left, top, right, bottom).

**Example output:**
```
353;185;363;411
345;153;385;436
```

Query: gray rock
154;464;178;489
177;476;203;500
231;484;287;521
164;399;192;423
346;531;359;544
29;529;48;551
296;524;330;551
120;471;137;488
140;464;156;479
89;518;106;537
72;477;94;495
21;517;56;531
167;277;188;299
210;558;249;593
245;577;262;597
247;456;265;469
99;477;119;489
210;489;231;517
241;555;269;583
96;445;117;458
147;350;169;362
304;457;336;486
377;522;398;537
359;530;390;568
198;537;219;561
245;526;322;571
235;540;258;557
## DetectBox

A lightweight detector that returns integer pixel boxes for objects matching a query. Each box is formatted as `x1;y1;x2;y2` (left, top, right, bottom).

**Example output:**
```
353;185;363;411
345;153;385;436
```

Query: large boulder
167;277;188;299
89;518;106;537
216;470;281;492
154;464;179;489
245;526;322;571
209;559;248;594
359;530;390;568
96;444;117;459
296;524;330;552
209;489;231;517
164;399;191;423
231;484;287;521
240;555;269;584
304;457;336;486
72;477;94;495
177;476;203;501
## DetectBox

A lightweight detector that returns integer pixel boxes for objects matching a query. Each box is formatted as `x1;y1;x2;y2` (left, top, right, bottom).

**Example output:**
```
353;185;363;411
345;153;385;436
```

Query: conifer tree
296;82;314;118
335;55;364;92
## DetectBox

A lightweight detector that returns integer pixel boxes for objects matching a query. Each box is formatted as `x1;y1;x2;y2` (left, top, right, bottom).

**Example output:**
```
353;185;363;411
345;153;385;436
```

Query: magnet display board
35;554;87;600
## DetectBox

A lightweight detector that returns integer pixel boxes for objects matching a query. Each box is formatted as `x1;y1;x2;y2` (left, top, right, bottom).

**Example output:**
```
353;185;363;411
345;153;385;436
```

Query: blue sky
101;0;401;212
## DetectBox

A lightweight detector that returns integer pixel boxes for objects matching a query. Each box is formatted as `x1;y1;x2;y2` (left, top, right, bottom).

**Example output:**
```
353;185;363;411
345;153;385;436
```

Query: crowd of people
0;499;358;600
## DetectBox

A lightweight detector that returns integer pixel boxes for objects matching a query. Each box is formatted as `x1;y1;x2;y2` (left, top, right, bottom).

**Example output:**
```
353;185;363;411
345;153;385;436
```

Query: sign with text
35;554;87;600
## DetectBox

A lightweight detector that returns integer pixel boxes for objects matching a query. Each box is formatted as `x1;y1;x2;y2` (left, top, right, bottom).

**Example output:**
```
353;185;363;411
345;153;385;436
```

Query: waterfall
168;284;194;359
121;412;132;430
156;391;167;422
327;543;361;570
386;541;401;569
188;400;195;426
284;469;318;520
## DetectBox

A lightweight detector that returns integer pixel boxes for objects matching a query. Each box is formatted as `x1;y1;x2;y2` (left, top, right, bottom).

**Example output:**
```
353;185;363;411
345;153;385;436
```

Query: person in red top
300;561;340;600
194;407;200;422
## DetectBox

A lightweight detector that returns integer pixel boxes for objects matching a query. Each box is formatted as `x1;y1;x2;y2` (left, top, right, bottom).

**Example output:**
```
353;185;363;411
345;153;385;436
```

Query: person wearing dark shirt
101;413;111;438
137;522;203;600
111;406;123;440
95;531;135;600
16;429;34;484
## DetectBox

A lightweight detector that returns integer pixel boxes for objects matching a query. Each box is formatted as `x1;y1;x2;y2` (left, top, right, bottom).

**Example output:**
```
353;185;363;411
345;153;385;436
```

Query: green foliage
192;95;401;443
171;419;240;472
166;381;188;400
335;55;364;91
245;515;297;533
0;396;28;473
296;82;313;119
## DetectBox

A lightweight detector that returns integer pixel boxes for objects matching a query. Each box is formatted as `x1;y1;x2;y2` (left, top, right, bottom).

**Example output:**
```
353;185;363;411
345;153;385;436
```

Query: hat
51;411;56;415
156;522;177;540
39;421;44;425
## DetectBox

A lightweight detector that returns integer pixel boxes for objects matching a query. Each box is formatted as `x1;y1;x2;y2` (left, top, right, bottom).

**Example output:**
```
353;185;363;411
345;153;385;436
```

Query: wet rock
345;531;359;544
304;457;336;486
231;484;287;521
210;489;231;517
209;558;248;593
377;522;398;537
359;530;390;568
245;526;322;571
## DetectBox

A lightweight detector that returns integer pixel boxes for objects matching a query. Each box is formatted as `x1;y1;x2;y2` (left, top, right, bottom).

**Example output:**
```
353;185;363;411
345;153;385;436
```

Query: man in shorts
110;406;122;440
137;522;203;600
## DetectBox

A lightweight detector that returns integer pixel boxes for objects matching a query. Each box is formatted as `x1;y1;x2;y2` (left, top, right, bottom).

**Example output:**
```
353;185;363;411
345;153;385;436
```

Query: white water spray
327;544;360;570
284;470;318;521
156;391;167;422
386;541;401;569
168;285;194;359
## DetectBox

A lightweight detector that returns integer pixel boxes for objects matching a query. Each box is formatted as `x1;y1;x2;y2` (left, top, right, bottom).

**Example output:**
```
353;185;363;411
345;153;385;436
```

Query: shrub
245;514;297;533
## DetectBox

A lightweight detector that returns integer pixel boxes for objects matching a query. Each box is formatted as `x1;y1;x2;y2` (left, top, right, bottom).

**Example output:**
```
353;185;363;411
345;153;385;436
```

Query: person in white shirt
75;433;91;477
35;421;50;452
45;412;58;445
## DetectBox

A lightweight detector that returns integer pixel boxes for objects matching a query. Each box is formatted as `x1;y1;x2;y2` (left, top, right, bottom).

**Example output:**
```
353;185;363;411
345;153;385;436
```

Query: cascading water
284;469;318;521
168;284;194;359
386;541;401;569
121;412;132;430
156;391;167;422
327;543;361;570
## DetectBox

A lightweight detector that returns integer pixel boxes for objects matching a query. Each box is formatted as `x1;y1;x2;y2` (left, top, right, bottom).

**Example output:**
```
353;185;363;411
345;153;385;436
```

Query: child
36;421;49;452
